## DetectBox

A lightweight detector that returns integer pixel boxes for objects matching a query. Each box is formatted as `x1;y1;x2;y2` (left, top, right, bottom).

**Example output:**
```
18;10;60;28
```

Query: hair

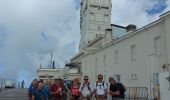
98;74;103;78
84;75;88;79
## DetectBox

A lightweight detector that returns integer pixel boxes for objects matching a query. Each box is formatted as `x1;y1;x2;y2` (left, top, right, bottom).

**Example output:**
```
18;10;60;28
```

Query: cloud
111;0;169;27
0;0;80;86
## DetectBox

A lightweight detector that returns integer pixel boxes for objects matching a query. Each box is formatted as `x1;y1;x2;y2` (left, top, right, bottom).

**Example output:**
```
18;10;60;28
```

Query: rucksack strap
81;82;91;92
96;81;105;89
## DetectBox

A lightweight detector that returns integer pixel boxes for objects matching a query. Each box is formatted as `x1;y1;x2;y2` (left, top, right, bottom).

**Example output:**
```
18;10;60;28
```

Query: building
37;68;67;80
70;0;170;99
79;0;112;50
79;12;170;99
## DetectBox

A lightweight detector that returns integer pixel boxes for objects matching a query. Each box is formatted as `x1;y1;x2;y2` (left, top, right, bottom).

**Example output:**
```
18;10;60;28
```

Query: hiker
27;79;38;100
94;74;108;100
42;80;50;100
31;81;45;100
68;78;80;100
22;80;25;88
108;76;126;100
47;79;53;100
79;75;93;100
50;77;66;100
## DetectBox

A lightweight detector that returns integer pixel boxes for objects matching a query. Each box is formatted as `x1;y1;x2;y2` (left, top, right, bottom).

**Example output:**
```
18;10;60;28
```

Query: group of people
27;77;66;100
27;74;126;100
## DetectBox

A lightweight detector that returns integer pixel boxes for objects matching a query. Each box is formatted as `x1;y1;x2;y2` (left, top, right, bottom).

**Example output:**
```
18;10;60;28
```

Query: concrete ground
0;88;28;100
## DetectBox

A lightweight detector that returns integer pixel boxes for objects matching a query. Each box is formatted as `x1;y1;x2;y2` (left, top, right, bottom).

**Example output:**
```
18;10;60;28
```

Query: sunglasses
98;78;103;79
84;79;88;80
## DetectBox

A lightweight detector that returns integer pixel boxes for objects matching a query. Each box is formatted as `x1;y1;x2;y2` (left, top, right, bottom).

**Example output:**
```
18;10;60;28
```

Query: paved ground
0;88;28;100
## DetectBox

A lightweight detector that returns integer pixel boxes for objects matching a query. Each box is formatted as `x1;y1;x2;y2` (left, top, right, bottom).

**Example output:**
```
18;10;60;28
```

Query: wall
81;14;170;98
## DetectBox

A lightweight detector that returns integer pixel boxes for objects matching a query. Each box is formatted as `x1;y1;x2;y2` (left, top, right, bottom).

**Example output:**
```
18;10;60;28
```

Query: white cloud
0;0;80;85
111;0;169;27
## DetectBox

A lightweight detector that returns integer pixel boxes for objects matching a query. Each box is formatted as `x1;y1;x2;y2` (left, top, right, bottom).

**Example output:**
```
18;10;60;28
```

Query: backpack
96;81;107;98
71;84;80;95
81;82;91;92
96;81;105;89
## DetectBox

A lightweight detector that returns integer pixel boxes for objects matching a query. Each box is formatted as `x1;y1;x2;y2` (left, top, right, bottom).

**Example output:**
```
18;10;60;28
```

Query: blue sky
0;0;169;86
146;0;167;15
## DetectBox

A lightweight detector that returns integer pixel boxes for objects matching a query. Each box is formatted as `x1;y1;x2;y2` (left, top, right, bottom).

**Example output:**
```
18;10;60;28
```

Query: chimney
105;29;113;44
53;61;55;69
126;24;136;33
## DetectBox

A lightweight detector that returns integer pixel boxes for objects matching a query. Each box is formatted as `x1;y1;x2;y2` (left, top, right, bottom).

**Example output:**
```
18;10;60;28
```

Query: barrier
125;87;148;100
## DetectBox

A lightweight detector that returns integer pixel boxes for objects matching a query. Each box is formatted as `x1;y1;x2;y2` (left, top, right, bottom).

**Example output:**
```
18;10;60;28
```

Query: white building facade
79;0;112;49
81;12;170;99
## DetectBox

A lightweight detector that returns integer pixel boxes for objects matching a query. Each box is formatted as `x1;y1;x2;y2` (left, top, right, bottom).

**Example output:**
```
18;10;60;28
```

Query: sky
0;0;170;86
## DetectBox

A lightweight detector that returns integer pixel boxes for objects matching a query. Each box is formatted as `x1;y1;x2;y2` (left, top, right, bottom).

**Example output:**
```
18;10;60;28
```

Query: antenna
50;50;53;68
40;64;42;69
49;49;53;69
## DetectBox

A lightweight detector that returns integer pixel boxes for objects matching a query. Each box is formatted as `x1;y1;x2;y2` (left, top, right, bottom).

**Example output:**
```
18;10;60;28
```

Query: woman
68;79;80;100
50;78;66;100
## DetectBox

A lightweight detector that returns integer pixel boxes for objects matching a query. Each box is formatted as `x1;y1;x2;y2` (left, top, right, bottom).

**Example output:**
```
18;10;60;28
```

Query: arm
31;96;35;100
109;90;120;96
103;82;108;97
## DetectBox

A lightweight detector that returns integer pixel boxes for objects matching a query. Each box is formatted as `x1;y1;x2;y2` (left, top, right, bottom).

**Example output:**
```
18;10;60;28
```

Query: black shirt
109;83;125;99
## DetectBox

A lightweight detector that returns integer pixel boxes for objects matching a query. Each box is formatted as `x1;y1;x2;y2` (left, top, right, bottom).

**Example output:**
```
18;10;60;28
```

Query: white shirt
79;82;93;97
94;81;107;95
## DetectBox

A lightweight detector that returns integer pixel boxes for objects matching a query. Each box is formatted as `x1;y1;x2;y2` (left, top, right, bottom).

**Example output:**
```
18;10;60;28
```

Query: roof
65;62;81;68
111;24;126;29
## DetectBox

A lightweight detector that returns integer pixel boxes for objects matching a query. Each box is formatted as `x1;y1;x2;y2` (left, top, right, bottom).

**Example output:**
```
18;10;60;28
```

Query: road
0;88;28;100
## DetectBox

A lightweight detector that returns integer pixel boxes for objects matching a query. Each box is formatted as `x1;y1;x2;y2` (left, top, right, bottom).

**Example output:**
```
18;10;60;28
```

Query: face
55;79;61;85
84;77;88;83
47;80;52;85
73;80;78;84
38;82;43;90
32;79;38;86
109;79;116;84
98;76;103;82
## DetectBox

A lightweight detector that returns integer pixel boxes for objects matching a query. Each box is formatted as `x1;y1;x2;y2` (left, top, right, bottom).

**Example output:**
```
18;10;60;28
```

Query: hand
114;91;120;96
109;90;113;95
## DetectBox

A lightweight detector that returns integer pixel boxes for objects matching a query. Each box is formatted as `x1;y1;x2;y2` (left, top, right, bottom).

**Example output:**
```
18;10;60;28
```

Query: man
31;81;45;100
79;75;93;100
47;79;52;100
108;76;126;100
27;79;38;100
94;74;108;100
50;77;66;100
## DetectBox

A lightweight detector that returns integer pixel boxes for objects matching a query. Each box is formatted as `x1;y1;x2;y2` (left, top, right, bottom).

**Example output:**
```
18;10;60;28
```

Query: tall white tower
79;0;112;50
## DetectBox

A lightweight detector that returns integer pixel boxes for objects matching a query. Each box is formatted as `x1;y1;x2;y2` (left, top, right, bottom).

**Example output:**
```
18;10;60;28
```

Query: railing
125;87;148;100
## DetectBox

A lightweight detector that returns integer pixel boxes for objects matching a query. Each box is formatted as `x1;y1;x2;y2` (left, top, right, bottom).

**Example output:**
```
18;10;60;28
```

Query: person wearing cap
79;75;93;100
94;74;108;100
68;78;80;100
108;76;126;100
50;77;66;100
31;81;45;100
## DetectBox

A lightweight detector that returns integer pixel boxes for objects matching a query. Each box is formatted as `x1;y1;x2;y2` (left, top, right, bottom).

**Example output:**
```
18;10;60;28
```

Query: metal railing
125;87;148;100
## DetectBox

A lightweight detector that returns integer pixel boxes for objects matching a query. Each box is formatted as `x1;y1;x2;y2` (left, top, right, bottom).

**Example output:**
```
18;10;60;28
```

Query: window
104;14;109;22
85;61;87;70
101;7;109;10
90;5;98;10
131;74;138;80
90;12;95;20
131;45;136;61
94;58;98;79
114;74;121;83
103;55;106;67
154;36;161;56
97;26;100;30
114;50;119;64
